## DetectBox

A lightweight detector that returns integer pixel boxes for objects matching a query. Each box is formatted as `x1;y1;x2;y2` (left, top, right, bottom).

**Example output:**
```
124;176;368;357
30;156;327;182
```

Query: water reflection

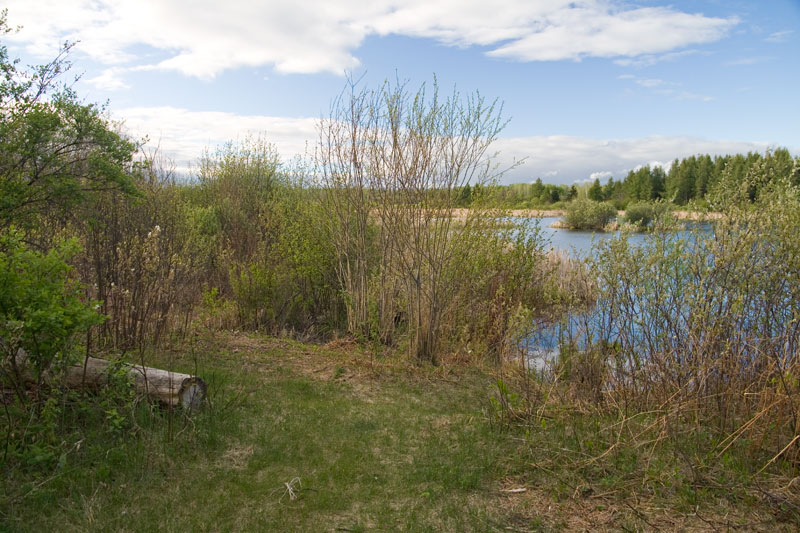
518;216;712;371
533;217;647;256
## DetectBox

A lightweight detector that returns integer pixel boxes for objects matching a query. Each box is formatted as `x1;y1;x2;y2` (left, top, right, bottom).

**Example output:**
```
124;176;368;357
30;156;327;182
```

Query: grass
1;334;517;532
2;332;798;531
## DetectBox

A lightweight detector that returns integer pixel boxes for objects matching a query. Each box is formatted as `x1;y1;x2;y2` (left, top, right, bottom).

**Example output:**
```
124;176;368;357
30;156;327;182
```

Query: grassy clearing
2;334;514;532
2;333;798;531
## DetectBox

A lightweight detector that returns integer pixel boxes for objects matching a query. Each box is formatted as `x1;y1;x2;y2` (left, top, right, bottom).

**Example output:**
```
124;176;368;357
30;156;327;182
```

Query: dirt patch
487;477;796;532
671;210;723;220
447;208;566;223
507;209;567;218
218;443;254;470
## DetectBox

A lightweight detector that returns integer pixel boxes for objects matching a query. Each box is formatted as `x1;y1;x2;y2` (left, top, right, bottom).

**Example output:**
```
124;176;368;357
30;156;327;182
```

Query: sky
3;0;799;184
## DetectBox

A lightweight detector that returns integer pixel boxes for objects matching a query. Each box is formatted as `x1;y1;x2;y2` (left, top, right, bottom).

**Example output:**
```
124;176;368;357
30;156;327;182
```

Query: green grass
0;335;523;532
2;333;798;532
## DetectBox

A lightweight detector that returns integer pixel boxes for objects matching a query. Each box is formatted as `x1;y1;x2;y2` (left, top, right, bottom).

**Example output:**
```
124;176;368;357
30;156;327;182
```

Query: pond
518;215;713;370
521;216;710;257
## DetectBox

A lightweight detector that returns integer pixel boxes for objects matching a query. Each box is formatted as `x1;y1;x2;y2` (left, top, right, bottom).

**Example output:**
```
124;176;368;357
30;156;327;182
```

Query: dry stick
714;398;782;458
1;399;13;467
624;501;660;531
756;434;800;476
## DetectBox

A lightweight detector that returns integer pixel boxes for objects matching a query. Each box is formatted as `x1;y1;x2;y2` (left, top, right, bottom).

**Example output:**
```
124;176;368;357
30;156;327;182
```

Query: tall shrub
318;77;507;363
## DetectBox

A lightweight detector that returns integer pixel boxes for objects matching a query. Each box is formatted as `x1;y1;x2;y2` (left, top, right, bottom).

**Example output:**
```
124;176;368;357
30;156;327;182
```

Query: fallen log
70;356;207;410
14;350;206;410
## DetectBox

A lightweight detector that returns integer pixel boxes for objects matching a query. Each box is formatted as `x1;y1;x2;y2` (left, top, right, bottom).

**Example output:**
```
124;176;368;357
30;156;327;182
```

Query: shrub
0;231;103;392
622;202;655;227
570;172;800;464
562;199;617;230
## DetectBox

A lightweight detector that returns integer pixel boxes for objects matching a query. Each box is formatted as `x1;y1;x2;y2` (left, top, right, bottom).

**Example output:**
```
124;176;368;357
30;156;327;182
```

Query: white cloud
3;0;738;80
111;106;782;185
486;6;735;63
494;135;775;184
635;78;665;88
114;107;318;174
621;75;713;102
614;49;707;68
86;68;130;91
588;171;613;182
765;30;793;43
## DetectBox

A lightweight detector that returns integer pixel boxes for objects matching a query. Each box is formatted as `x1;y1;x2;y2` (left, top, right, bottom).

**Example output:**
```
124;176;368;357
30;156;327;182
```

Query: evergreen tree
588;178;604;201
531;177;544;199
457;183;473;206
650;166;666;200
568;185;578;200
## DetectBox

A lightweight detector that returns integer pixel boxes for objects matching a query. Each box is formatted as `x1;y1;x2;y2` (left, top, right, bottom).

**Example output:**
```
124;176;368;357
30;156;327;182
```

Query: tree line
473;149;799;209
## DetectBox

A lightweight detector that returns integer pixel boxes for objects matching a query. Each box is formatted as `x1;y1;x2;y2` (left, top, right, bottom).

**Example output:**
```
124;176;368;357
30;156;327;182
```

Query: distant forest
480;148;799;209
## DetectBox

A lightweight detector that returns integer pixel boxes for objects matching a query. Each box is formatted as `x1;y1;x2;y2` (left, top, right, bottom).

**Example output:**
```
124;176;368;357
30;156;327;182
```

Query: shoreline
449;207;722;221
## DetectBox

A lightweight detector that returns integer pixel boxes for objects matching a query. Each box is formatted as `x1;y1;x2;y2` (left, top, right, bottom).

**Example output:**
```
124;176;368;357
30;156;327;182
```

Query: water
525;216;708;257
535;216;648;256
518;215;712;370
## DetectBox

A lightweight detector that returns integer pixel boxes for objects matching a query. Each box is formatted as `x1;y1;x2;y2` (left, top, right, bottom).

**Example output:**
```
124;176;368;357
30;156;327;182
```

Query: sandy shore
448;208;566;221
449;207;721;222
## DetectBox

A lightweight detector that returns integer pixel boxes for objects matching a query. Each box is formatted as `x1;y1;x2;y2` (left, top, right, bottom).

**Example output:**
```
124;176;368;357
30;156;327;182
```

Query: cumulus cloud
3;0;737;80
86;68;130;91
114;107;318;174
494;135;774;184
111;106;780;185
589;171;613;181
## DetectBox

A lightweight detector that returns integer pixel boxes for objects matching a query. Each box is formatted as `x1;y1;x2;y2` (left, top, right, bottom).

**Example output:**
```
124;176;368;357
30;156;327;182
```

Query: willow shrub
79;154;203;350
562;198;618;230
196;142;342;335
433;214;587;365
563;166;800;468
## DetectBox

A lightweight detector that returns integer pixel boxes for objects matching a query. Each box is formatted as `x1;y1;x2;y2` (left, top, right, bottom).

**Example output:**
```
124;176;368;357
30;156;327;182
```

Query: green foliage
488;148;797;212
562;198;617;230
0;13;137;231
622;202;655;227
197;139;341;335
622;201;673;229
439;216;556;362
570;170;800;466
0;339;524;531
229;261;276;329
0;231;103;384
477;179;573;208
456;183;473;206
587;178;603;201
81;155;200;349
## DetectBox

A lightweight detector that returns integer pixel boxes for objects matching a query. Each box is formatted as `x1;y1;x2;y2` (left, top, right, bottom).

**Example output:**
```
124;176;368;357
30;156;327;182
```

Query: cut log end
178;376;207;411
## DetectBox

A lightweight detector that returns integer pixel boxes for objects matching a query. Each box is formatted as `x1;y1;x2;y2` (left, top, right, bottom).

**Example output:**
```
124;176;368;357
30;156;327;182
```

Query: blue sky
4;0;798;184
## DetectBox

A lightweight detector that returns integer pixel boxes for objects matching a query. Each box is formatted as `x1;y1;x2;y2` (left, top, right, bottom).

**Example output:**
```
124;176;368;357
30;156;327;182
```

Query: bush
0;231;103;390
623;201;676;230
573;172;800;464
562;199;617;230
622;202;655;227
